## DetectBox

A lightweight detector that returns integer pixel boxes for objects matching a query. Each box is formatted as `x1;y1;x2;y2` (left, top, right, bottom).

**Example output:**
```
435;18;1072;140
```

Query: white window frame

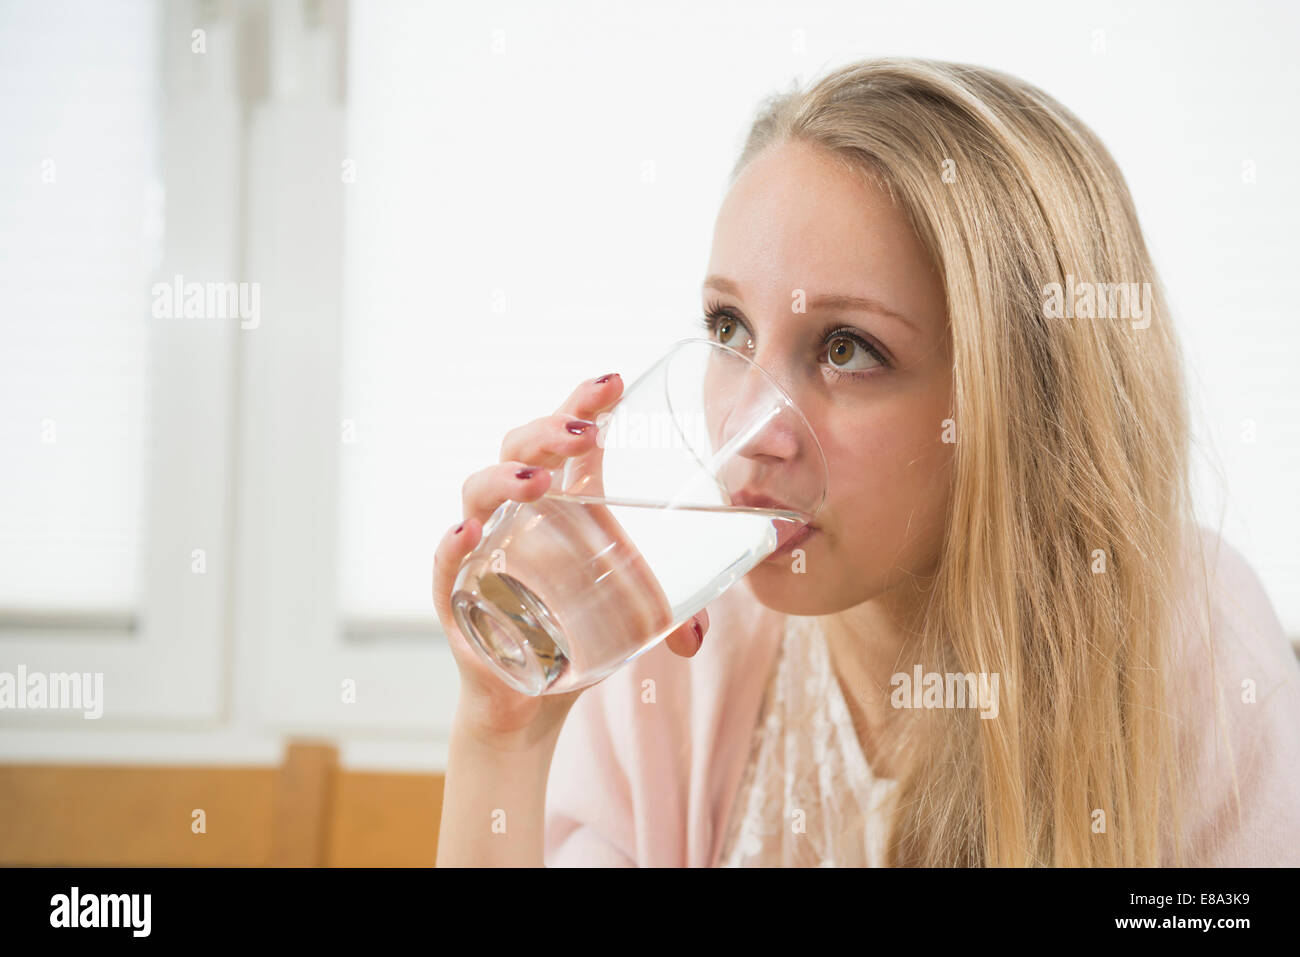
234;0;460;741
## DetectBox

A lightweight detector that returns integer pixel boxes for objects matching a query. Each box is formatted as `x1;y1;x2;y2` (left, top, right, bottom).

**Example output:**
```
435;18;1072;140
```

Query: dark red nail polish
595;373;618;384
516;467;539;479
453;523;464;535
566;419;593;434
693;619;703;647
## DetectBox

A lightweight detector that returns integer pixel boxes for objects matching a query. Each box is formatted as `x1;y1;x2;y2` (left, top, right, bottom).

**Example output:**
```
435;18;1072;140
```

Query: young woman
432;57;1300;867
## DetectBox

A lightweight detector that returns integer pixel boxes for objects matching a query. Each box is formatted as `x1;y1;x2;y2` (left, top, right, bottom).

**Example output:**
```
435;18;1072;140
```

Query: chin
742;560;840;616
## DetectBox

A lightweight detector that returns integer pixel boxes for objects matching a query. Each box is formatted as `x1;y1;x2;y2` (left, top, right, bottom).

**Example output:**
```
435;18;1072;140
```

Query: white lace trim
718;614;899;867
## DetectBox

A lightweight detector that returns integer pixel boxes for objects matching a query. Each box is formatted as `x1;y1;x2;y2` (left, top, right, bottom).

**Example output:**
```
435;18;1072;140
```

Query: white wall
341;0;1300;635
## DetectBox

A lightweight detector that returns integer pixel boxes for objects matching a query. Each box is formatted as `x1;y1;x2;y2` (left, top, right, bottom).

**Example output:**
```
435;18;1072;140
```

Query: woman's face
702;139;953;616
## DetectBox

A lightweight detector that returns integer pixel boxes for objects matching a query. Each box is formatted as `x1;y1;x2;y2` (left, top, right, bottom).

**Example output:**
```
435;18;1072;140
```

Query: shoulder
1165;524;1300;865
544;579;786;867
1171;525;1298;703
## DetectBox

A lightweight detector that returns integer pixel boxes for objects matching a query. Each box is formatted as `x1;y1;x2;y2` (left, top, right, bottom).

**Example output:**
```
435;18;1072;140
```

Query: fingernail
453;523;464;535
594;373;618;384
692;619;703;648
566;419;594;434
515;466;540;479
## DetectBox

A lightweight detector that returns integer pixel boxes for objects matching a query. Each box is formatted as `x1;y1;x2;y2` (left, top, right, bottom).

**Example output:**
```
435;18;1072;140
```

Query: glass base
451;571;570;696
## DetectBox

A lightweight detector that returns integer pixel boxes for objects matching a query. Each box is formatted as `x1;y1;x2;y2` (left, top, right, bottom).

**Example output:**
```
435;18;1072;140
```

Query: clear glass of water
450;336;829;696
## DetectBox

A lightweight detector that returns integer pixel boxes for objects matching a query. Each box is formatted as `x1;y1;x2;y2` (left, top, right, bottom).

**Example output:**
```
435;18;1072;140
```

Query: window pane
336;2;712;622
0;0;160;611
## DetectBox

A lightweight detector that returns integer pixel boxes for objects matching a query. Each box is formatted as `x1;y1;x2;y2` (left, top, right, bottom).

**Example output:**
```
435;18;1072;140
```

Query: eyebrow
703;275;918;333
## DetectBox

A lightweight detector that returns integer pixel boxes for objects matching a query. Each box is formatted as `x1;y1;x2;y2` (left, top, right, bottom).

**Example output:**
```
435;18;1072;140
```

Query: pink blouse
543;526;1300;866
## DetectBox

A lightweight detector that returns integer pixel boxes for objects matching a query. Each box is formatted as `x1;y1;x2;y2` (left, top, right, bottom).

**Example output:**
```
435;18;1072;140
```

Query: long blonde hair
732;57;1217;866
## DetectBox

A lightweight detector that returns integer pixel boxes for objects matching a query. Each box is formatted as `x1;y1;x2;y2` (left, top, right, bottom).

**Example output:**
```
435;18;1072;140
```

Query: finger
553;372;624;422
551;375;622;499
499;412;600;467
461;460;553;526
431;517;482;629
555;410;610;500
664;608;709;657
515;373;622;500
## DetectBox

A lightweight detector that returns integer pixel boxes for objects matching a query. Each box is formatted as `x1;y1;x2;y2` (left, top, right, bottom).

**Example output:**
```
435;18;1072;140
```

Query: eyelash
697;299;891;379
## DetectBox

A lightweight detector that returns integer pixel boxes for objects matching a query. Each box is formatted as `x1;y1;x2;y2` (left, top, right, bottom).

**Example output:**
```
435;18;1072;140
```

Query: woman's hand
431;372;711;747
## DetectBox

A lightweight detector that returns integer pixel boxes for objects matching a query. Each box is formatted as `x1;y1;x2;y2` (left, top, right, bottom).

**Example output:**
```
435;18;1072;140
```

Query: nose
718;361;803;464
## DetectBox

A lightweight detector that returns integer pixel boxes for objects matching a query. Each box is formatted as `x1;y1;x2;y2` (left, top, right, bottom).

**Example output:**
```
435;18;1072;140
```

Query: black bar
0;865;1289;943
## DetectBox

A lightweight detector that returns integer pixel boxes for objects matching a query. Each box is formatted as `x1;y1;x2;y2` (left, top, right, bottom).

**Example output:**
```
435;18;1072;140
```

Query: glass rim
668;336;829;519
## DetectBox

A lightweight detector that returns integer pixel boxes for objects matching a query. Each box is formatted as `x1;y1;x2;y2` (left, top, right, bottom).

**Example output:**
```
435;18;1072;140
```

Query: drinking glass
450;336;828;696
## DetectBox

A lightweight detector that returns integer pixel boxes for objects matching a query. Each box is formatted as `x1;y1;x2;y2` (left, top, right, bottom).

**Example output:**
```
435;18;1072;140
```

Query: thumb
432;517;482;629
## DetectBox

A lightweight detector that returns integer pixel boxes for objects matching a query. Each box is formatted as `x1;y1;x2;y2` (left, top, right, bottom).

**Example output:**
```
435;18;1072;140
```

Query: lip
730;489;811;519
767;522;815;559
731;488;817;558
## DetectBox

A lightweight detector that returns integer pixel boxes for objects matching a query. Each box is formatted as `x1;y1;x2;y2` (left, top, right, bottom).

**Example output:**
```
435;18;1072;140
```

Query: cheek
821;402;953;572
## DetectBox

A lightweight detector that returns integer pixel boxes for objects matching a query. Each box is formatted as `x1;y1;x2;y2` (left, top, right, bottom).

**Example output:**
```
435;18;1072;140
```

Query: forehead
706;139;921;300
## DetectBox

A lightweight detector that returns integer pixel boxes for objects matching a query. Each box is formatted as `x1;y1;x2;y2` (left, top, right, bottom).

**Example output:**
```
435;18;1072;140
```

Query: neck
814;585;928;779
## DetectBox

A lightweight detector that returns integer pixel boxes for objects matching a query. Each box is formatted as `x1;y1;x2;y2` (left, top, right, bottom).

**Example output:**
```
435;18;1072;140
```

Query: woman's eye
702;309;887;376
826;333;882;371
716;317;751;349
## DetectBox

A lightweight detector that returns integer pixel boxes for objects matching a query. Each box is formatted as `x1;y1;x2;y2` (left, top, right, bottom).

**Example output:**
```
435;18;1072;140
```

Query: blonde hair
732;57;1220;866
